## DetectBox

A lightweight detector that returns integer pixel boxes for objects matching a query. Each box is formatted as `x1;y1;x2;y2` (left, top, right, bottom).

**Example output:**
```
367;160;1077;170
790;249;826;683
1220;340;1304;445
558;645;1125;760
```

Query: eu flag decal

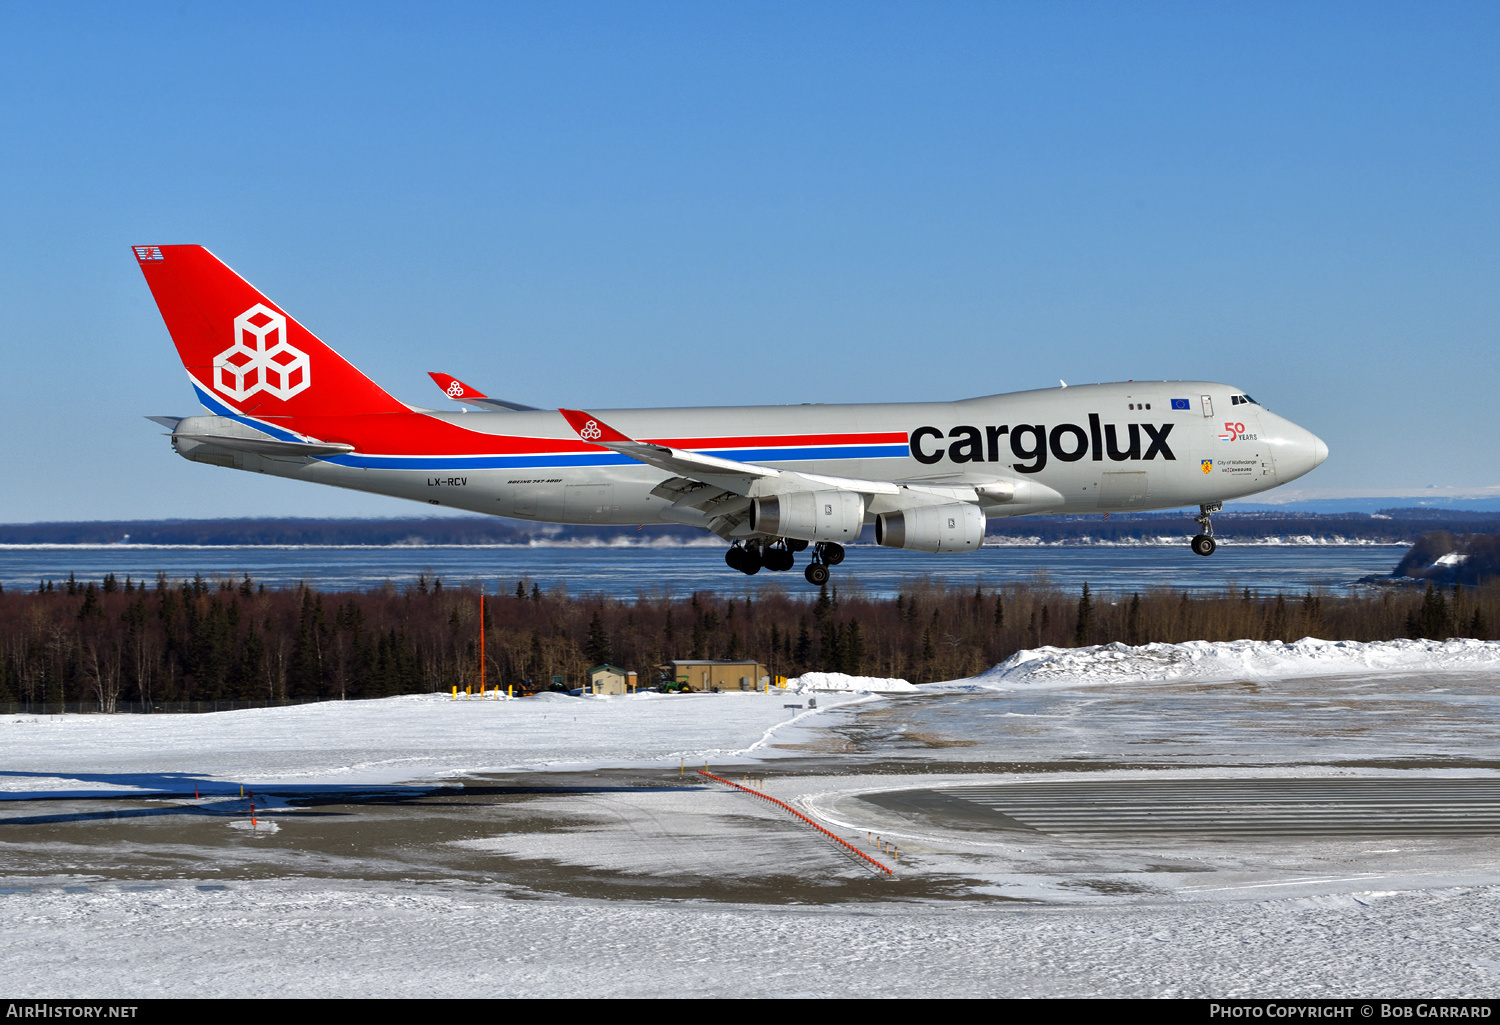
1171;398;1190;410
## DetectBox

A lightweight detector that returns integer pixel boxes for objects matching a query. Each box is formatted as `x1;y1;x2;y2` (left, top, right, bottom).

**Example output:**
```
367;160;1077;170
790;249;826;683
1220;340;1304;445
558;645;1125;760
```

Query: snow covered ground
5;881;1499;997
0;689;869;796
4;639;1500;997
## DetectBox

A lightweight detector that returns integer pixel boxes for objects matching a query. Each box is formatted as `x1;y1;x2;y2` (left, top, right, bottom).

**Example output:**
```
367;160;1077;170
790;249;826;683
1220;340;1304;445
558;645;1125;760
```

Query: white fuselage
180;380;1327;535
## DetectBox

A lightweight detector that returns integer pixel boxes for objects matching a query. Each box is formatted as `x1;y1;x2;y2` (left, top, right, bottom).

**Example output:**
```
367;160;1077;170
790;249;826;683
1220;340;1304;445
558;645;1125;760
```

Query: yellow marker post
452;686;457;700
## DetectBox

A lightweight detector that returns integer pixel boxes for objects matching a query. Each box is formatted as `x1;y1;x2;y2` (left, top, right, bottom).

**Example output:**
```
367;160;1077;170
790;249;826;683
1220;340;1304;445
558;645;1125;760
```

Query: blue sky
1;2;1496;520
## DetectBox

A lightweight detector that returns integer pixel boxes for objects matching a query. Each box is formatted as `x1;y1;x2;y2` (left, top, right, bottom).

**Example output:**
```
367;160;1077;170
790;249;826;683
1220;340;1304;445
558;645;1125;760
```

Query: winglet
429;372;488;401
558;408;632;444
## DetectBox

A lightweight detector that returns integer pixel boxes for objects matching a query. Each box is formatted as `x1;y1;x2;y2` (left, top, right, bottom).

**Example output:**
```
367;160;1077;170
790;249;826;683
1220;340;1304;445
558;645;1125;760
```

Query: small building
586;664;630;696
666;659;771;693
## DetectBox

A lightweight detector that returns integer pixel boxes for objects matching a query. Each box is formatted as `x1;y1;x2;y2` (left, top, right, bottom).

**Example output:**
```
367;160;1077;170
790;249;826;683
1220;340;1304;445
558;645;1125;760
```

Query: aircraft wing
429;372;540;412
557;408;902;500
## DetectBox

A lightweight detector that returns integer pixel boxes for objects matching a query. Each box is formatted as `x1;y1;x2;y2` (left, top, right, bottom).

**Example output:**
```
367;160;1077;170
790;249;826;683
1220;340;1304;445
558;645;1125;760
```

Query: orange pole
479;594;487;693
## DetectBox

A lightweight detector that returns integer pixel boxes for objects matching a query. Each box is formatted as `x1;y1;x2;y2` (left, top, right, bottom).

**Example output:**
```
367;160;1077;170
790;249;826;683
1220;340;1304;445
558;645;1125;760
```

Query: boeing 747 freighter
136;245;1328;584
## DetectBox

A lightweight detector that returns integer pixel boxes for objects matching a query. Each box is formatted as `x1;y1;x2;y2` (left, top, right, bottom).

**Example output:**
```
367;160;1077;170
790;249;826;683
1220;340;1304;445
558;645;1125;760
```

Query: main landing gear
1191;502;1221;557
726;538;844;586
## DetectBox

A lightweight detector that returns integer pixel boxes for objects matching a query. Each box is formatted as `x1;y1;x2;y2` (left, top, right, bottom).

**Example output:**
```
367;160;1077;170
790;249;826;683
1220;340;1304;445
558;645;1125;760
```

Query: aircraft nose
1263;413;1328;482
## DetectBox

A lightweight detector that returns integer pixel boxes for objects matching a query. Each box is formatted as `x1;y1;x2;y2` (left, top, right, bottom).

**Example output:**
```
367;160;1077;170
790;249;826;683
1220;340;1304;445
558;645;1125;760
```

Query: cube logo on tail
213;304;311;401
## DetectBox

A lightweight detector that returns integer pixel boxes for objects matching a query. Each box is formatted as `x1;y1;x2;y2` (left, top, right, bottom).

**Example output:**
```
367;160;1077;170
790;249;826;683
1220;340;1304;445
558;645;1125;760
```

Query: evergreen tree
77;582;103;620
584;609;612;666
843;620;865;675
794;618;812;668
1417;584;1453;640
1074;583;1093;647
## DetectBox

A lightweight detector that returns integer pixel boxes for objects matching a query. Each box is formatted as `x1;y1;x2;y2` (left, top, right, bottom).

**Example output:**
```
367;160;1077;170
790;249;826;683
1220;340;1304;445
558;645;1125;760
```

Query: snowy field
4;639;1500;997
0;689;870;795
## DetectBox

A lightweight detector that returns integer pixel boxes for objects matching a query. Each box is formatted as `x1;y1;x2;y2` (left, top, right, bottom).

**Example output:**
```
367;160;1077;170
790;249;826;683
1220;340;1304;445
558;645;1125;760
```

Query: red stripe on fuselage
282;413;906;458
650;431;907;449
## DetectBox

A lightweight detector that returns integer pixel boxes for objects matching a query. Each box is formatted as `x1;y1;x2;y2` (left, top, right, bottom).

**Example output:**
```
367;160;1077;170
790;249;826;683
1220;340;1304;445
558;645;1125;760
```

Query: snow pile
935;637;1500;691
786;672;917;694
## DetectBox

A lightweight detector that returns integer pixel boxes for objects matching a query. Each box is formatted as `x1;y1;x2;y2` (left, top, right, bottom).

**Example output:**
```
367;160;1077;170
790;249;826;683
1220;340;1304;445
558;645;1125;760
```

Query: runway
862;777;1500;837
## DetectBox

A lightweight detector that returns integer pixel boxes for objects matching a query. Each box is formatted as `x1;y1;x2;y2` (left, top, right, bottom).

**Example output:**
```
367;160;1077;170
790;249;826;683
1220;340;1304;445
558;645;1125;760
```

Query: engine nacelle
875;503;986;553
751;490;866;542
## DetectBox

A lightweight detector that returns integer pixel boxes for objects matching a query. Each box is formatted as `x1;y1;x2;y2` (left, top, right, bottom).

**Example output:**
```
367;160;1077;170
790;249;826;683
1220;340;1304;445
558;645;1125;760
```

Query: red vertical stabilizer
133;245;407;419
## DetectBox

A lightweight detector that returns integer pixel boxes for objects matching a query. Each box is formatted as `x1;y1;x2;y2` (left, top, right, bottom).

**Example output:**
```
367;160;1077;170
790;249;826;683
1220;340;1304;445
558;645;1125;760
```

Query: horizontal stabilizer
174;434;355;458
165;415;353;459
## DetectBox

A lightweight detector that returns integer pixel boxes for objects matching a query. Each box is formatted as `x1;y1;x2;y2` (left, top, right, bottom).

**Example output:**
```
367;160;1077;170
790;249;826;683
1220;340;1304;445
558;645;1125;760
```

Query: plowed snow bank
934;637;1500;690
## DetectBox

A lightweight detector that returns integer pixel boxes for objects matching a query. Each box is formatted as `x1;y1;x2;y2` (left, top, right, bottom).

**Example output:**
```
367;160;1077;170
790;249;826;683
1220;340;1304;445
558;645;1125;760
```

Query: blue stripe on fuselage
185;385;912;469
323;443;911;471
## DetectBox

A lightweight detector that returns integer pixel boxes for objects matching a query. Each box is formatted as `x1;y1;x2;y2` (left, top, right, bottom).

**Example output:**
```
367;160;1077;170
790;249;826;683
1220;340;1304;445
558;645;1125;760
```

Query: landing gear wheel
726;543;764;574
804;562;830;586
764;544;794;572
785;538;809;553
818;542;845;566
1191;502;1221;557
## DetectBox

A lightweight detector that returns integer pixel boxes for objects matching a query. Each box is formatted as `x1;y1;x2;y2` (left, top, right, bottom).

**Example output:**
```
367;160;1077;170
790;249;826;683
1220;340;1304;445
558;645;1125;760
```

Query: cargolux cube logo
213;304;311;402
446;381;465;398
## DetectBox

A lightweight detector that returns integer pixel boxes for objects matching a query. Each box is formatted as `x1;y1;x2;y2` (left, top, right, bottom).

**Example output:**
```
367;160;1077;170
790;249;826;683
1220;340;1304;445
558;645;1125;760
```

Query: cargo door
1098;471;1149;509
564;483;618;523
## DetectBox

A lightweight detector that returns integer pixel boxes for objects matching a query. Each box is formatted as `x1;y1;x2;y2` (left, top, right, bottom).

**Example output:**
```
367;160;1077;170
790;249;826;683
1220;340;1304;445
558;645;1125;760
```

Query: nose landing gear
1191;502;1221;557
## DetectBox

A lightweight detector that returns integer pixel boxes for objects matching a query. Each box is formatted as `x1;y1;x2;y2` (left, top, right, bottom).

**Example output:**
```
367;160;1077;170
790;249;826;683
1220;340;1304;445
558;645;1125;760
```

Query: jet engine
751;490;866;542
875;503;985;553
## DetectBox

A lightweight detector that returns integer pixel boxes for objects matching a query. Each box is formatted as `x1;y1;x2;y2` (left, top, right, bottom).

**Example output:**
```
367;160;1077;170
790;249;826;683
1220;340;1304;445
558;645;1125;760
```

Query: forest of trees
0;571;1492;712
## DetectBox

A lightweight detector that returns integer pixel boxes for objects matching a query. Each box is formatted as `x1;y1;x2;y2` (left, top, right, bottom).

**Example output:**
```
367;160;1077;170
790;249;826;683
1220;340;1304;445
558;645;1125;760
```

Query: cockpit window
1230;393;1257;406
